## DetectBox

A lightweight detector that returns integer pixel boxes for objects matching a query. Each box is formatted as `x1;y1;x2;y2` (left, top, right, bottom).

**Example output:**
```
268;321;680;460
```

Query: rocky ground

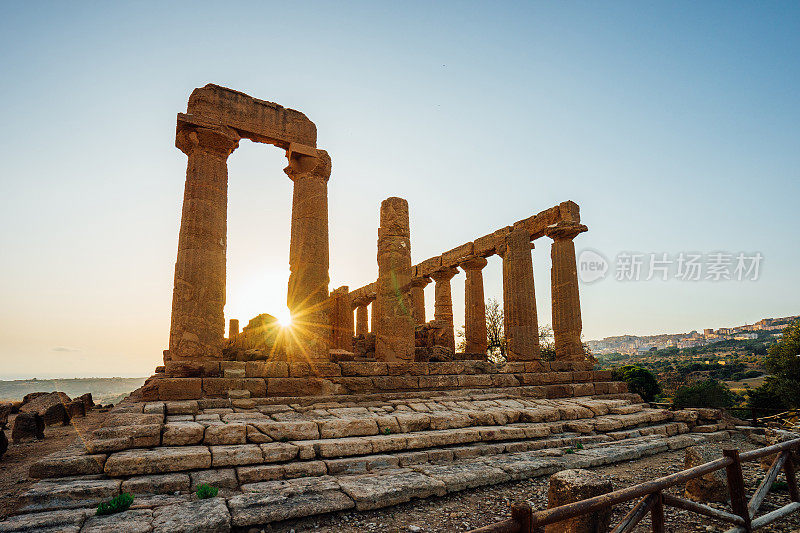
264;433;800;533
0;409;107;519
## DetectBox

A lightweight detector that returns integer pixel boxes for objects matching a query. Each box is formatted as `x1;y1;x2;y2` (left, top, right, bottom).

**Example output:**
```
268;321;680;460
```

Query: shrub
673;379;740;409
196;483;219;499
746;377;790;417
96;493;134;516
612;365;661;402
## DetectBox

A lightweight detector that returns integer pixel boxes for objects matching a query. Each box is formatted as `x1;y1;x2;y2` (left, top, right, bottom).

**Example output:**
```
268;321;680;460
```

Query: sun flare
277;308;293;328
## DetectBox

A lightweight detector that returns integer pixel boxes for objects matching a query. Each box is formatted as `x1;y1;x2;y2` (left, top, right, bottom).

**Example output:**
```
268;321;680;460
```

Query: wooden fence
468;437;800;533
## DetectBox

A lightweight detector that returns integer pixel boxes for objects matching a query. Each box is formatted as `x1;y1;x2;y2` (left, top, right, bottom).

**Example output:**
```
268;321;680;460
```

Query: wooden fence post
724;448;752;532
651;491;665;533
511;502;533;533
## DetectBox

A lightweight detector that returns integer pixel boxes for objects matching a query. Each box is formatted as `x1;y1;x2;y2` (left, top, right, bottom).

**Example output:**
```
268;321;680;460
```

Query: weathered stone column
547;222;588;361
461;256;488;354
169;124;240;361
409;276;431;325
369;297;377;333
430;266;459;353
284;149;331;360
374;197;415;361
228;319;240;338
352;297;370;336
329;286;354;351
500;228;540;360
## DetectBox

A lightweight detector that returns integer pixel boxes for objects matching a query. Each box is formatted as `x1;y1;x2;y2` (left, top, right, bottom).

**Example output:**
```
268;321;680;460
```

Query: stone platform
144;359;620;401
2;383;735;532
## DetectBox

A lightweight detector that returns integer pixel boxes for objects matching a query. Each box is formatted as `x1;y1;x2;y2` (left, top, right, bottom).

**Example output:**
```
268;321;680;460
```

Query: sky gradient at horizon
0;2;798;379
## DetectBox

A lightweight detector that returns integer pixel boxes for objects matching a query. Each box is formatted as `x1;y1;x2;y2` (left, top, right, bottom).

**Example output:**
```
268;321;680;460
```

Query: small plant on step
96;493;134;516
382;427;392;435
565;447;575;454
576;442;584;450
196;483;219;499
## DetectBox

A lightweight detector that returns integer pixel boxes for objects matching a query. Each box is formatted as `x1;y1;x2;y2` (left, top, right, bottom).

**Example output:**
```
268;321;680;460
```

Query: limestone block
236;464;285;484
94;424;161;448
29;454;106;479
222;361;246;378
339;362;388;376
318;418;379;439
419;375;458;389
0;508;93;532
316;437;373;458
18;478;122;513
80;509;153;533
157;379;203;400
684;446;727;503
231;399;256;409
372;376;419;390
545;469;613;533
260;442;300;462
85;437;135;454
204;423;246;445
104;447;212;477
190;468;239;490
228;478;354;526
11;412;44;443
394;413;431;433
385;362;430;375
249;420;319;441
162;422;205;446
337;469;446;510
151;497;231;533
210;444;263;467
414;462;510;493
121;474;190;495
143;402;166;415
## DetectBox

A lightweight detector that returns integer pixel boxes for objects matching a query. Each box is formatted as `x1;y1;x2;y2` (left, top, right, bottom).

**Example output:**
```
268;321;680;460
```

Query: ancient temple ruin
8;85;734;532
161;84;592;401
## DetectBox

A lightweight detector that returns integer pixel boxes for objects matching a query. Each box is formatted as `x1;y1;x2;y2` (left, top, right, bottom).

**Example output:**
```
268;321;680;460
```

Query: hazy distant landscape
0;377;147;405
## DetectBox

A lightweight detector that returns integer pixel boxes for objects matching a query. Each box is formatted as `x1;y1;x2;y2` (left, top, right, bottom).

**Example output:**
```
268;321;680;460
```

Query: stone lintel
417;256;443;277
441;242;474;268
183;84;317;148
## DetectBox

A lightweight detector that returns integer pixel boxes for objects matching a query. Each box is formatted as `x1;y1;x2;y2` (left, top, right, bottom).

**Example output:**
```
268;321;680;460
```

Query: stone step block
18;478;121;513
29;454;107;479
337;469;446;511
104;447;212;477
80;508;153;533
151;498;231;532
121;473;191;495
229;477;354;527
0;508;93;533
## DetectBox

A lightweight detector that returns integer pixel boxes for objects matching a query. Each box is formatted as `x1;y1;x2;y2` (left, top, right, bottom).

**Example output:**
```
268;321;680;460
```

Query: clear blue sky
0;2;797;378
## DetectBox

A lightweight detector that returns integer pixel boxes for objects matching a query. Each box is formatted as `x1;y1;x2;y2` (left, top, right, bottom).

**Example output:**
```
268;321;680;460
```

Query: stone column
228;319;240;338
284;149;331;360
369;297;377;333
374;197;415;361
353;298;370;336
169;124;240;361
430;266;459;353
409;276;431;325
328;286;354;351
500;228;540;360
461;256;488;354
547;222;588;361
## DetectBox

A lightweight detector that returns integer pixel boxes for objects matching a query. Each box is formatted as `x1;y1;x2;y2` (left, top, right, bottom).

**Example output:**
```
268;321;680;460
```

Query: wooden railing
468;438;800;533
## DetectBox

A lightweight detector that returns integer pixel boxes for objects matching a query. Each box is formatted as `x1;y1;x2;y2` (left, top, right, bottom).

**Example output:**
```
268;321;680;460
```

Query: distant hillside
0;377;147;405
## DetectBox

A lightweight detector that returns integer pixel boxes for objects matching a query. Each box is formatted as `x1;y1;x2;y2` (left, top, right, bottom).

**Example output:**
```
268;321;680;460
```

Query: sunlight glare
277;308;293;328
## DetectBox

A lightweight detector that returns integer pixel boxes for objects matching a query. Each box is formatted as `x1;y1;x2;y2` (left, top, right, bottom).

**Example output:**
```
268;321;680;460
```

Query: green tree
673;379;740;409
612;365;661;402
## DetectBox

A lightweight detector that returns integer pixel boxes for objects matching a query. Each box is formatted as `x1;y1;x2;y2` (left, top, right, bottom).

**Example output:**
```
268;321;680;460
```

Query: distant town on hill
588;315;798;355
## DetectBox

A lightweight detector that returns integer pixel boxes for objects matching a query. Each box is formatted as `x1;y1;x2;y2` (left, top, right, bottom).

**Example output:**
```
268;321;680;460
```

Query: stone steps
2;431;732;532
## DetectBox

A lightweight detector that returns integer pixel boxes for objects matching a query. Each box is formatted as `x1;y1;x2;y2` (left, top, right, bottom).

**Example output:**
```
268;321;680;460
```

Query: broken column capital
460;256;488;271
429;266;459;282
175;124;240;158
546;222;588;242
284;148;331;183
